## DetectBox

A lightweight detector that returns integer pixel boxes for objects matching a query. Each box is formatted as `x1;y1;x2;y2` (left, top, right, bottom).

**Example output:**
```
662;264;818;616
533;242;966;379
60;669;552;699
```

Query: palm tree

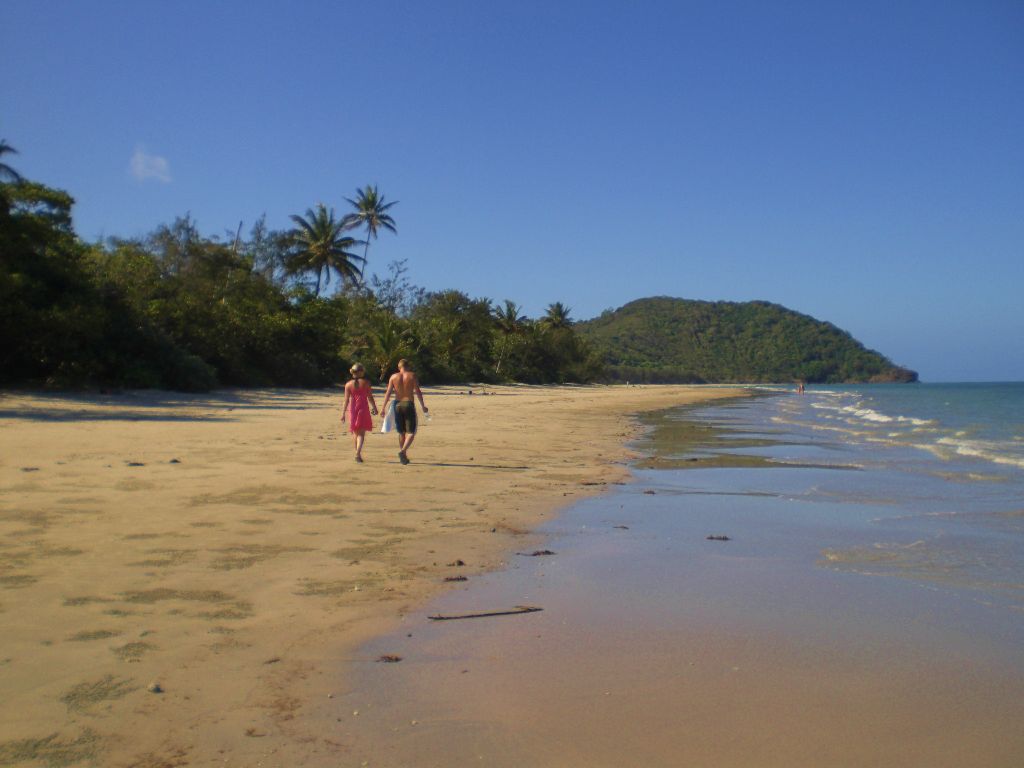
493;300;527;375
541;302;573;330
0;139;23;184
342;185;397;266
286;204;365;295
370;313;413;382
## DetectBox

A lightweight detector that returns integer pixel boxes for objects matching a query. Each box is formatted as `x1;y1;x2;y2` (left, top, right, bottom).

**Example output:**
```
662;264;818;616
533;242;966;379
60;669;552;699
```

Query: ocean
761;381;1024;473
671;381;1024;617
342;383;1024;766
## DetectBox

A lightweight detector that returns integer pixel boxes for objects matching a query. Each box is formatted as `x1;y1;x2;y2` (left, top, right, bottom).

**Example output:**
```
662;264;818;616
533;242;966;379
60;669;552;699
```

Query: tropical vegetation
578;297;917;383
1;142;915;391
285;203;365;295
0;149;601;390
342;185;397;266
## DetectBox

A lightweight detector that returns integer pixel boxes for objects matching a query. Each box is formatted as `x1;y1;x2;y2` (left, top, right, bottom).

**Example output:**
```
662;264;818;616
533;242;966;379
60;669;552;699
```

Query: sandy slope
0;384;742;767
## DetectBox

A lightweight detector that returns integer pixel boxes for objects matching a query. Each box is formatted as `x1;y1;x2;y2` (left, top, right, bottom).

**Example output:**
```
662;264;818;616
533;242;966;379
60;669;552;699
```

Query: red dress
347;380;373;431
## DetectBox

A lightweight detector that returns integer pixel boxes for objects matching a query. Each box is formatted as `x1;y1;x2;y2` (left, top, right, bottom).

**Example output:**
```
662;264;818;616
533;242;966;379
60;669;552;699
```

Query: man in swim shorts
380;359;429;465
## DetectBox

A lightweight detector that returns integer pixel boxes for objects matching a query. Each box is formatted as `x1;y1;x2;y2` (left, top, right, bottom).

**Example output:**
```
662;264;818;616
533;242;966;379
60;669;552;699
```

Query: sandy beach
0;384;742;767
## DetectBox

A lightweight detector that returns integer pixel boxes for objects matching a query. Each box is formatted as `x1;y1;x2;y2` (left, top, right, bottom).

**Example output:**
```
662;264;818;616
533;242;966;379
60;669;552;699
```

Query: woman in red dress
341;363;378;462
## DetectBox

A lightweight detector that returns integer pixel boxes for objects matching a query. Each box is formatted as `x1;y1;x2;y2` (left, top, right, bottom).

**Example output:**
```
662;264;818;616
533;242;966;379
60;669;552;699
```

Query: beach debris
169;458;181;463
447;559;466;567
146;681;164;694
20;467;40;472
706;535;731;541
517;550;555;557
263;657;281;665
126;461;145;467
444;575;468;582
429;605;542;621
377;654;403;663
581;481;606;486
643;489;656;495
244;728;267;737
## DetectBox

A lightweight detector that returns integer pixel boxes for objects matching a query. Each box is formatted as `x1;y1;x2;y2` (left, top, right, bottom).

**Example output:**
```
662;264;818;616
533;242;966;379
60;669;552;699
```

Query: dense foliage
579;297;917;384
2;148;915;391
0;166;601;390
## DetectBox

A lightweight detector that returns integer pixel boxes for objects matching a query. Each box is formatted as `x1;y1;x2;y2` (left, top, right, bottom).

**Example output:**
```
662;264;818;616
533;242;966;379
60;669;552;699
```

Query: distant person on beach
381;359;428;465
341;363;378;463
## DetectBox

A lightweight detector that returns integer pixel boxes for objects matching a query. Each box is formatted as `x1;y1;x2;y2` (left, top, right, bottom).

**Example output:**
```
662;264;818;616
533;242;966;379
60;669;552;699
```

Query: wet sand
0;384;742;767
342;400;1024;768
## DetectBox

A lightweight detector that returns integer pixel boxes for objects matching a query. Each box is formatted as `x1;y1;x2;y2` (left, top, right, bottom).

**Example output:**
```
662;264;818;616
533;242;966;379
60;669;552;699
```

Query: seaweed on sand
0;729;102;767
60;675;137;712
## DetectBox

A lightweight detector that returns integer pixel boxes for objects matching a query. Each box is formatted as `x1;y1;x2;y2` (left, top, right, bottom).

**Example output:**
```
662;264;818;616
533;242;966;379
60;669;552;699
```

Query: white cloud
130;146;172;183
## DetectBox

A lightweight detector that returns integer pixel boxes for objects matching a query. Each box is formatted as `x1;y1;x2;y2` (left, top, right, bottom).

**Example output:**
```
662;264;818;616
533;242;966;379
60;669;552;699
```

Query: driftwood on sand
428;606;543;621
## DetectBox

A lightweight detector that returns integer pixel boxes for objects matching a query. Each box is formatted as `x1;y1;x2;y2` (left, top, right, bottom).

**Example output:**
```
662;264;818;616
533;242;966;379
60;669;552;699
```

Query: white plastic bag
380;402;396;434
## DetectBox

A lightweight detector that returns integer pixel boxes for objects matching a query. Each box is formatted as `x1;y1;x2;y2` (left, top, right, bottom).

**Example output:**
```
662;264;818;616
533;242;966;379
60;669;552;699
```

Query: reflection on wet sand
342;395;1024;766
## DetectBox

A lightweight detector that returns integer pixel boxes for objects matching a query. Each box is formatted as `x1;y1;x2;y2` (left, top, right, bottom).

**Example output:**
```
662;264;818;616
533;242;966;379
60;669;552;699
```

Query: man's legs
395;401;417;464
398;432;416;463
397;430;409;464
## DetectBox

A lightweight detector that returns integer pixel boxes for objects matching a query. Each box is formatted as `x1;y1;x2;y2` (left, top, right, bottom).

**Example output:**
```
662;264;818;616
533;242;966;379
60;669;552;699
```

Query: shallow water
339;386;1024;767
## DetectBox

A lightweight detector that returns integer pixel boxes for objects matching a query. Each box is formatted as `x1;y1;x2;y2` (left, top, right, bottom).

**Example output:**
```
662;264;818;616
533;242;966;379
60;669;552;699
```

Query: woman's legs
354;430;366;461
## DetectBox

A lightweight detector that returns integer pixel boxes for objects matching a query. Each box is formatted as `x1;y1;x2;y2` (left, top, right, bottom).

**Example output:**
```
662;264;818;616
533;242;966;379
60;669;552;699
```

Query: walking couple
341;359;428;465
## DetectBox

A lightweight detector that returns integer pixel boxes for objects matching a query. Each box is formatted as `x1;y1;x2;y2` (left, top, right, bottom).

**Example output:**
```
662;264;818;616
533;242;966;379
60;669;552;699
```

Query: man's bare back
381;361;427;412
389;370;419;402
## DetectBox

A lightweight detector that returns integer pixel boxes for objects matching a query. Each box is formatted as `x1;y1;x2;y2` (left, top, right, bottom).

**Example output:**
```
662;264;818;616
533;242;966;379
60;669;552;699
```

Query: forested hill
578;297;918;384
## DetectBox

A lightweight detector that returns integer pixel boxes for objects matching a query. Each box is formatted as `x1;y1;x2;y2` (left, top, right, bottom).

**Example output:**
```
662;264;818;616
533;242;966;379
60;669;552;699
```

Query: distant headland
578;297;918;385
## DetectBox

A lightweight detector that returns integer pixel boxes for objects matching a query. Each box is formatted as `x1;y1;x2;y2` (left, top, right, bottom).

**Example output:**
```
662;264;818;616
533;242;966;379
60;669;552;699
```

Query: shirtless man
380;359;428;465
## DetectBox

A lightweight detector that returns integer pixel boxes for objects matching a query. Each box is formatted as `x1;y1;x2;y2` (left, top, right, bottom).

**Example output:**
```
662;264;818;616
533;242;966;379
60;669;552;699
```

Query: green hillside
578;297;917;384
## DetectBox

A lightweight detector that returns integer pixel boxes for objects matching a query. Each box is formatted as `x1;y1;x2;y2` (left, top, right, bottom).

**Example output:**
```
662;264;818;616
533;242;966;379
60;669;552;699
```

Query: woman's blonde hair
349;363;365;377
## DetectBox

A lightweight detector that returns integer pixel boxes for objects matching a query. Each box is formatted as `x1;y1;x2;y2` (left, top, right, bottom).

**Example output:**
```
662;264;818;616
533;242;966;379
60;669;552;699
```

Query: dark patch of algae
632;393;858;471
0;729;102;767
60;675;137;712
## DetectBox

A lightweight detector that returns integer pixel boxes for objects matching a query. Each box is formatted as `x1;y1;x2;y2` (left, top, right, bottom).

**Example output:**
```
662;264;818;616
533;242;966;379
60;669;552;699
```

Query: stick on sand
428;605;543;621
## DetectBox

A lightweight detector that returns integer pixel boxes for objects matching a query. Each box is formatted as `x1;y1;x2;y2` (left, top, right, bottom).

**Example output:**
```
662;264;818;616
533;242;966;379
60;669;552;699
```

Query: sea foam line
837;404;935;427
935;437;1024;470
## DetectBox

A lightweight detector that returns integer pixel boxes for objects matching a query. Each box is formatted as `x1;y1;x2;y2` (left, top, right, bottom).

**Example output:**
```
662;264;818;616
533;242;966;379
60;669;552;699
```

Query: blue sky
4;0;1022;381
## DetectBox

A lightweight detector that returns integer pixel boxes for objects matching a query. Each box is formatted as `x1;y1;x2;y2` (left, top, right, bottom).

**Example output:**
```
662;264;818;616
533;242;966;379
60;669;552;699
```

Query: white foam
936;437;1024;470
898;416;936;426
837;404;935;427
841;405;893;423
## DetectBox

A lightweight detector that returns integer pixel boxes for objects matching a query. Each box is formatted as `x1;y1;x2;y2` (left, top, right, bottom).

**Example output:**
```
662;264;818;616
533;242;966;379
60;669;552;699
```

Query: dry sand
0;384;742;767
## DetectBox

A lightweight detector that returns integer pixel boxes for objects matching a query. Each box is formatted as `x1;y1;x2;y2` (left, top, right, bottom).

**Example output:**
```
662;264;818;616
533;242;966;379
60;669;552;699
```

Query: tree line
0;141;603;391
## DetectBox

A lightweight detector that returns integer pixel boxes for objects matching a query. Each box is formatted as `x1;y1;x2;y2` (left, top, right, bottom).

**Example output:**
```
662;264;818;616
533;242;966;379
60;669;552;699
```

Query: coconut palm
342;185;397;266
370;313;413;382
541;302;573;330
0;139;23;184
493;300;527;375
286;204;365;295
